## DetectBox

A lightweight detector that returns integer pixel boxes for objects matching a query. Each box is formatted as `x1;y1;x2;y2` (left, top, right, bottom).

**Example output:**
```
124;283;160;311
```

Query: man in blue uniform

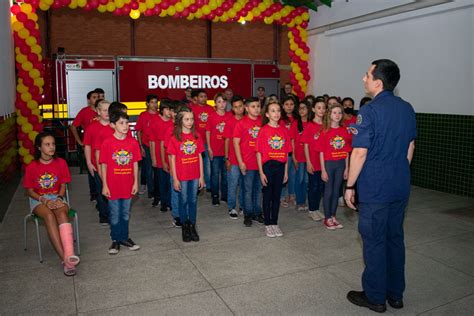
345;59;416;313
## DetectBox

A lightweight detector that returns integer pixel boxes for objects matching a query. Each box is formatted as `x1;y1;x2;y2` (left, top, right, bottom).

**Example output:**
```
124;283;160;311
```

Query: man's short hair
257;86;265;91
94;88;105;94
231;95;244;105
110;111;129;124
87;90;97;100
245;96;260;105
191;89;206;99
342;97;354;106
146;94;158;103
371;59;400;91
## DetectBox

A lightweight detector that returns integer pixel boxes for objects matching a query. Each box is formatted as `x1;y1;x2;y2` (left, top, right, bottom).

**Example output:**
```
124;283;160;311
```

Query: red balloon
61;0;72;5
34;123;43;132
152;6;161;14
182;8;189;16
99;0;108;4
130;1;139;9
222;2;231;10
189;4;197;13
195;0;203;6
83;3;92;11
52;0;62;9
160;1;169;9
144;9;152;16
301;21;308;28
215;8;223;16
168;0;177;4
244;3;253;10
20;45;30;55
122;4;131;13
208;12;215;19
29;115;38;124
89;0;99;8
16;12;28;22
20;108;30;117
113;8;123;15
10;5;21;15
24;76;34;86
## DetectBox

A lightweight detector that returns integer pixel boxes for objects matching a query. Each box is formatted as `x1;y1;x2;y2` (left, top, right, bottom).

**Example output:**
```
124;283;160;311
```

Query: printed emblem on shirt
216;121;226;133
268;135;285;150
356;114;362;125
348;127;358;135
180;140;197;155
313;132;320;140
199;112;209;123
248;126;260;139
112;149;133;166
38;172;58;189
285;123;291;130
330;135;345;150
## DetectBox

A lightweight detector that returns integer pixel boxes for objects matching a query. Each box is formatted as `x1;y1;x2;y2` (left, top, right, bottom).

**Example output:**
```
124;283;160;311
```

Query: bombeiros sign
148;75;228;90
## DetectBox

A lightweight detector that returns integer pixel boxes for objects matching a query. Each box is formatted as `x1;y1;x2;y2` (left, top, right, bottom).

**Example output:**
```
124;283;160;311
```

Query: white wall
307;1;474;115
0;1;16;117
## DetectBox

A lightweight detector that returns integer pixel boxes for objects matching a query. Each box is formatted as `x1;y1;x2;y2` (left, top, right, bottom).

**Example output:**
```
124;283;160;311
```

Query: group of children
23;88;362;276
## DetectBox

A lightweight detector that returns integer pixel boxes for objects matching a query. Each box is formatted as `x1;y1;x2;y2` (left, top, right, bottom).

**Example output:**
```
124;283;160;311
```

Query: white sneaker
297;205;306;212
273;225;283;237
139;185;146;195
338;196;345;207
315;210;324;219
229;209;238;219
308;211;323;221
265;225;276;238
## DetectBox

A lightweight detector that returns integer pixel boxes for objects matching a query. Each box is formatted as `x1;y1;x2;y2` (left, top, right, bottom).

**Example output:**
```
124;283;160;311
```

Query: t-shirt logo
199;112;208;123
38;172;58;189
180;140;197;155
216;122;225;133
348;127;358;135
313;132;320;140
248;126;260;139
356;114;362;125
330;136;345;150
112;149;133;166
268;135;285;150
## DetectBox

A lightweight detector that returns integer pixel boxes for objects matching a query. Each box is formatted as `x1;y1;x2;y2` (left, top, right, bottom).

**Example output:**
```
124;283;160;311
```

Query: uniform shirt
135;111;159;147
206;111;232;157
301;121;323;171
72;106;97;130
99;135;142;200
191;103;214;141
290;120;308;163
162;125;175;167
23;158;71;195
149;116;173;168
83;120;111;170
233;115;261;170
350;90;417;203
316;126;352;161
223;115;243;166
167;132;204;181
256;124;290;165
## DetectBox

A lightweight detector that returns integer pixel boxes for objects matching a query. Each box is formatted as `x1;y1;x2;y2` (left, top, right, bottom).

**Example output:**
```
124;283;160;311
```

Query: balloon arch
10;0;313;165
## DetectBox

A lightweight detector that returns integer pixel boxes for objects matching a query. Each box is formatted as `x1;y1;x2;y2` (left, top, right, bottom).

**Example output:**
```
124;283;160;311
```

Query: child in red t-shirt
256;102;290;238
223;95;245;219
233;97;263;227
23;133;78;276
100;111;142;255
317;103;352;230
168;106;205;242
302;99;327;221
206;93;232;206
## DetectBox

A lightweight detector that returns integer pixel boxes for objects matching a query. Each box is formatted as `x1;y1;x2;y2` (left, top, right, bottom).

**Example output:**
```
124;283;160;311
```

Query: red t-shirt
135;111;159;147
301;122;323;171
290;120;309;163
83;120;111;169
162;125;175;167
232;115;261;170
149;116;173;168
279;116;295;133
192;103;214;141
343;115;357;128
99;135;142;200
23;158;71;195
72;106;97;130
316;126;353;161
206;111;232;157
167;132;204;181
223;115;243;166
256;124;290;165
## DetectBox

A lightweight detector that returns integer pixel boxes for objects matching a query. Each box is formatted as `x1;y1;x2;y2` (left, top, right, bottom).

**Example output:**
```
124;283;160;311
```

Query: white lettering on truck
148;75;229;89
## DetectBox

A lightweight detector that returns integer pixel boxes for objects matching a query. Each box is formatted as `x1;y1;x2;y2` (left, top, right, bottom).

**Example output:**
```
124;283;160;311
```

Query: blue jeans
178;179;199;224
158;168;171;207
94;173;108;221
210;156;227;200
243;170;262;216
359;200;408;304
227;165;244;210
203;144;211;189
308;171;324;212
295;162;308;205
142;145;154;194
108;198;132;241
281;155;296;199
323;160;345;218
170;176;180;219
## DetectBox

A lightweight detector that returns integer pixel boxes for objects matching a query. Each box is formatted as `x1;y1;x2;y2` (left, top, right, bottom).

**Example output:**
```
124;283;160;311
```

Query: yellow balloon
182;0;190;6
98;5;107;12
202;5;210;15
264;17;273;24
31;45;42;54
244;12;253;21
28;100;39;108
29;69;40;79
39;3;50;11
68;0;78;9
281;7;290;16
228;9;236;18
302;12;309;21
17;116;28;125
258;3;266;11
251;8;260;17
17;84;28;93
24;154;34;164
106;2;116;11
209;0;217;10
295;72;303;81
295;48;303;57
273;13;281;20
32;108;41;116
139;2;146;12
167;6;176;15
18;28;29;39
294;16;302;25
16;54;27;64
290;44;297;51
300;54;308;61
19;147;28;157
175;3;184;12
45;0;54;5
12;22;23;32
34;78;44;87
29;131;39;142
195;10;202;18
77;0;87;7
233;3;241;11
21;92;33;102
22;123;33;134
115;0;124;8
187;14;194;20
129;9;140;19
263;0;272;6
21;3;33;13
26;36;37;47
221;13;228;21
146;0;155;9
27;13;39;22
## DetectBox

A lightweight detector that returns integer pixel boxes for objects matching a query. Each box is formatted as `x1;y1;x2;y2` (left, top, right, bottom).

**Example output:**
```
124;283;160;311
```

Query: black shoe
173;217;182;227
252;214;264;225
99;218;109;226
119;238;141;251
347;291;386;313
244;215;252;227
212;196;220;206
108;241;120;255
148;193;154;199
206;188;211;193
152;199;160;207
90;194;96;202
221;197;227;203
160;205;168;212
182;221;192;242
190;224;200;242
387;297;403;309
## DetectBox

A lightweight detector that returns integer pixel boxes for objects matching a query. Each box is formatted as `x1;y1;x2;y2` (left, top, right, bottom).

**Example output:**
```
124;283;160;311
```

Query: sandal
66;255;80;266
63;264;76;277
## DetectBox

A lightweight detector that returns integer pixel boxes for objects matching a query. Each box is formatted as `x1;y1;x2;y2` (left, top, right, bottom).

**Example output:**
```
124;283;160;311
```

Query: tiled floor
1;171;474;315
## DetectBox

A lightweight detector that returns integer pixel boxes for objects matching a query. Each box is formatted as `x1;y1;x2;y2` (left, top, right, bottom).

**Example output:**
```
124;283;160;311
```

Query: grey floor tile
81;290;232;316
74;248;212;313
183;237;316;289
418;293;474;316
